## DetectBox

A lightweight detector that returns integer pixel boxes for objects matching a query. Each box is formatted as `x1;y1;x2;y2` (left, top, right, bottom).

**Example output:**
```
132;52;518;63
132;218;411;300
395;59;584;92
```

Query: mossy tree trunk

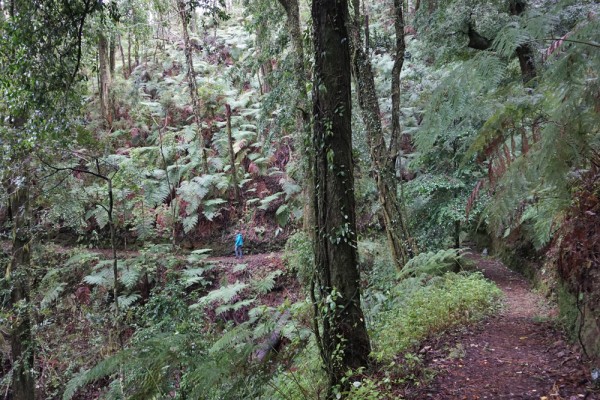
349;0;416;269
311;0;371;393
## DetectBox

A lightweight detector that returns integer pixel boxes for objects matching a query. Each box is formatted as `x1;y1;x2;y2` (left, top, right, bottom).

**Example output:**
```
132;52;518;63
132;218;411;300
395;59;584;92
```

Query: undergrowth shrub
265;337;328;400
283;231;314;289
370;272;502;361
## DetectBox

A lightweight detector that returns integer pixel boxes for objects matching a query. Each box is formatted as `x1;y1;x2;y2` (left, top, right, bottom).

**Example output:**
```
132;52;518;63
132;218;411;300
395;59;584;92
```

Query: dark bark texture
312;0;371;391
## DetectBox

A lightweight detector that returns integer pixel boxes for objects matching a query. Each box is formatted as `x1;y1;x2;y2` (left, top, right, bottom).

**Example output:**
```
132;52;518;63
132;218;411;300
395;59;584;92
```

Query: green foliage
556;283;579;340
251;270;283;294
399;248;474;279
370;272;502;361
194;281;248;307
263;334;328;400
283;231;314;289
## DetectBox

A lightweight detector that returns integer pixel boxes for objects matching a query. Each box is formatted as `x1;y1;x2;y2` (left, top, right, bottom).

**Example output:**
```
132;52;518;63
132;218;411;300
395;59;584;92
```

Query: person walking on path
235;230;243;259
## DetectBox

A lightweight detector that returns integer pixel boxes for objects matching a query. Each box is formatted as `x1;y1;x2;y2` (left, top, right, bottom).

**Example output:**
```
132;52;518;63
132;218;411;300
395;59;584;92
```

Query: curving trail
423;256;596;399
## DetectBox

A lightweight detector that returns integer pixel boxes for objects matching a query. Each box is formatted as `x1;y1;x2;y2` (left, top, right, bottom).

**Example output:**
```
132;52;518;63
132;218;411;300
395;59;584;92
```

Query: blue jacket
235;233;243;247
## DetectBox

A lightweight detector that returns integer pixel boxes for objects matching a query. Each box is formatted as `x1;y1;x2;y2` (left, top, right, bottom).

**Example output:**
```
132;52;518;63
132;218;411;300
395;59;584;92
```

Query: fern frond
83;265;114;287
40;282;66;309
187;248;213;264
182;214;199;234
275;204;290;227
120;266;141;289
117;293;141;309
250;270;282;294
181;270;209;287
193;281;248;308
258;192;282;210
399;249;472;279
209;322;254;354
215;298;255;315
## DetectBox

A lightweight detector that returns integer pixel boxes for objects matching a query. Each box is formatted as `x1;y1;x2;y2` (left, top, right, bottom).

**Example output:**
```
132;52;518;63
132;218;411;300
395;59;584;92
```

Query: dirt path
423;256;595;399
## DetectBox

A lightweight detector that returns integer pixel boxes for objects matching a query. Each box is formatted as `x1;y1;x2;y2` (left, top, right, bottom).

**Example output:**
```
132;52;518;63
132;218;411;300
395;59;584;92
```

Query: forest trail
423;256;594;399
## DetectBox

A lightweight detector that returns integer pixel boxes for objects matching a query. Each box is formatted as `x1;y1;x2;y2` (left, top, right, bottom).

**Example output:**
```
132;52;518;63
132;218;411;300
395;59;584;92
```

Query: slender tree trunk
5;162;35;400
225;104;241;205
98;33;112;128
119;34;127;78
390;0;406;157
109;35;116;76
127;31;132;75
177;0;209;174
276;0;314;235
312;0;370;393
134;37;140;67
349;0;415;269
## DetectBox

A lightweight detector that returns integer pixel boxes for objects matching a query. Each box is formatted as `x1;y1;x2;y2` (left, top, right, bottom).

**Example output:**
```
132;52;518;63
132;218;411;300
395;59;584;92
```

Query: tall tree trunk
6;163;35;400
349;0;415;269
276;0;314;235
98;33;112;128
312;0;371;392
225;104;241;205
177;0;209;174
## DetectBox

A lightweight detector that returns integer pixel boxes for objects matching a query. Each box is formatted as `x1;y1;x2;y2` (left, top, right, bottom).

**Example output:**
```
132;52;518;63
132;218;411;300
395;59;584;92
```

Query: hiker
235;230;243;259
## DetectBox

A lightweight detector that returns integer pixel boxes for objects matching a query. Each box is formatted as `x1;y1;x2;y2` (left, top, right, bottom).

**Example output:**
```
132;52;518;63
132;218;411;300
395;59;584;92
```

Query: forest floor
205;251;303;306
420;255;597;400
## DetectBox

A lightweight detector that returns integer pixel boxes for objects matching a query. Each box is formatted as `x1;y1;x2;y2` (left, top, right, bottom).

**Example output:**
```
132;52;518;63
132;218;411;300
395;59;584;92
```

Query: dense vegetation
1;0;598;398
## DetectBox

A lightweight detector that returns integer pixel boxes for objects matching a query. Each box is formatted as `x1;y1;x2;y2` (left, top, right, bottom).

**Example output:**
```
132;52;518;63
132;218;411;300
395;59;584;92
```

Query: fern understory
1;0;599;399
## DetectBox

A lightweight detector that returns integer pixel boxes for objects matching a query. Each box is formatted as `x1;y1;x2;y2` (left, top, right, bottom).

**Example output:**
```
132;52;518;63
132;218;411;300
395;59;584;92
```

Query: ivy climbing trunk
6;161;35;400
349;0;416;269
312;0;371;392
177;0;209;174
276;0;314;235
